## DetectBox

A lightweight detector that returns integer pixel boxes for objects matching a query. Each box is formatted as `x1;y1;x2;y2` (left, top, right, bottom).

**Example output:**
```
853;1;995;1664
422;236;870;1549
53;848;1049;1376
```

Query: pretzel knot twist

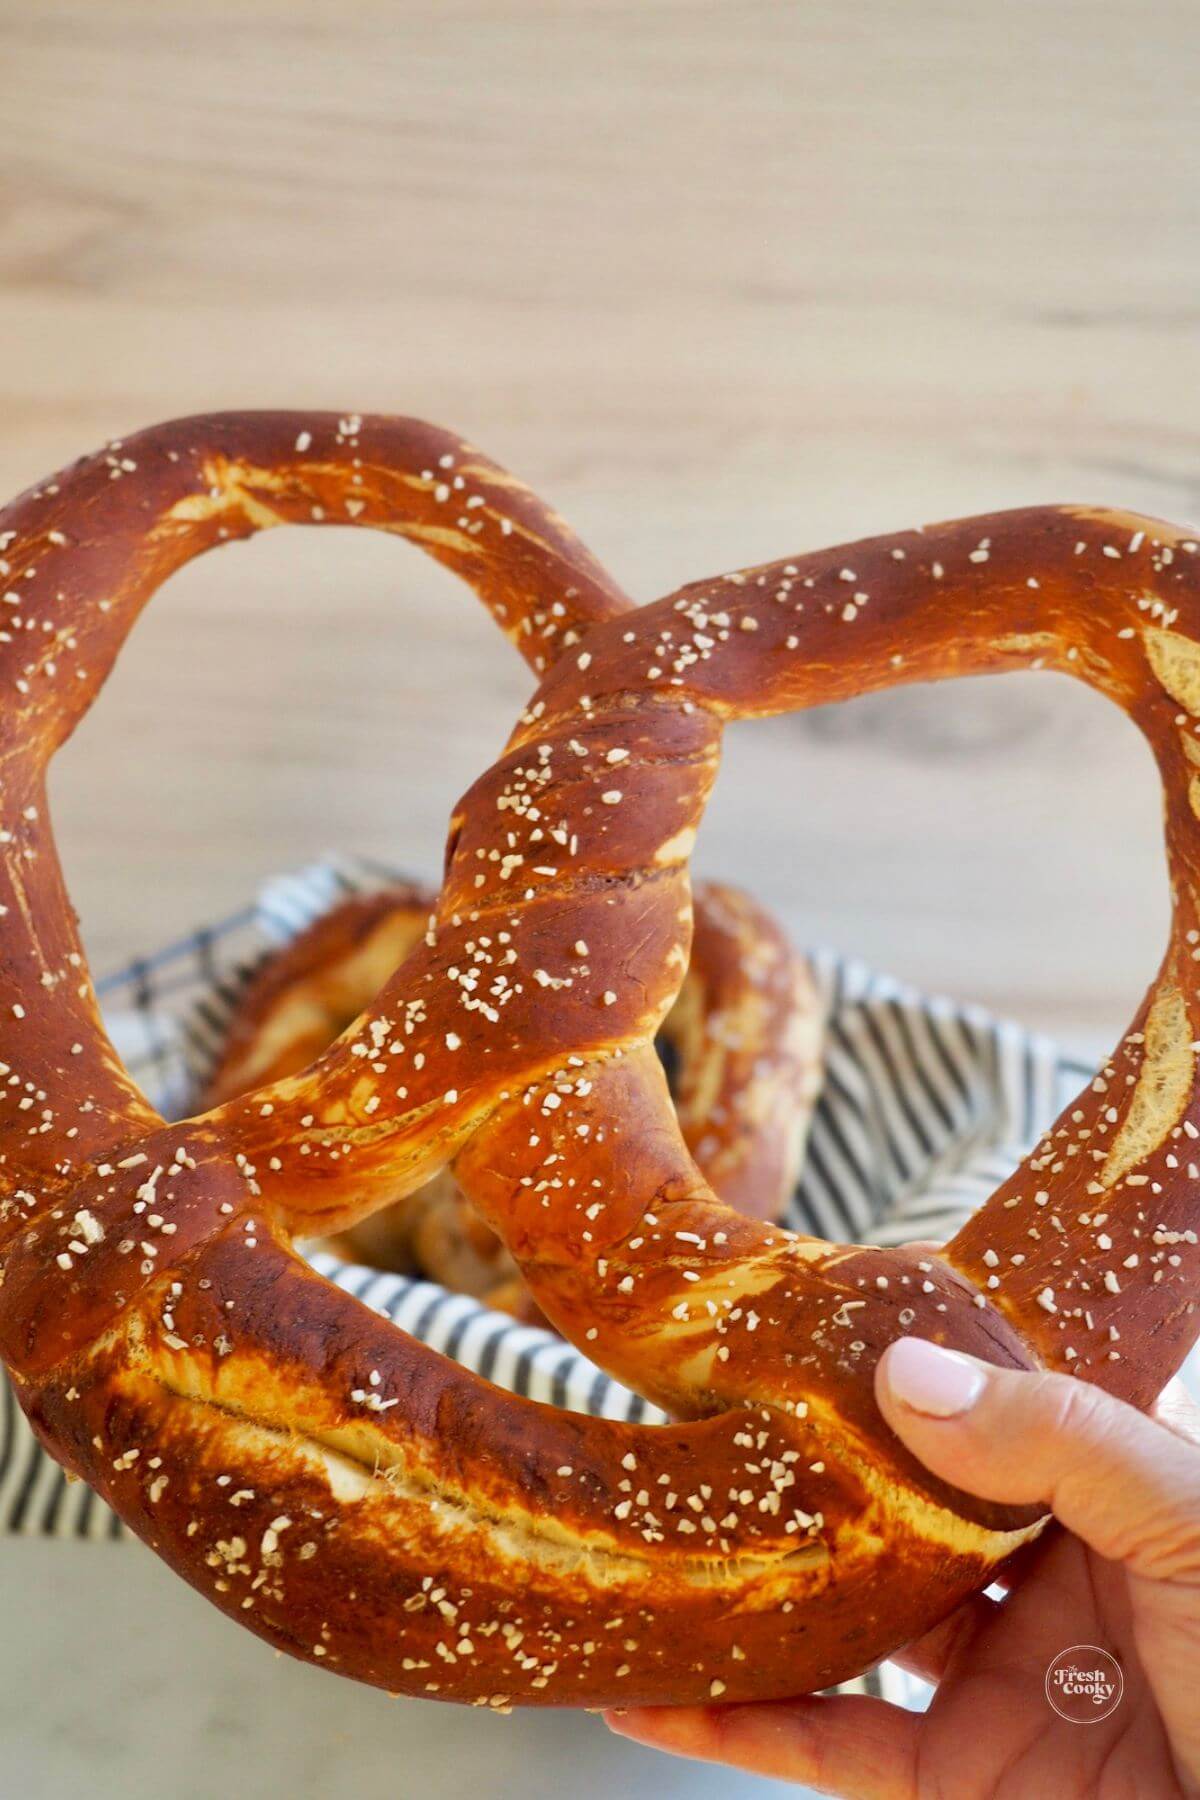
201;877;824;1309
1;414;1198;1709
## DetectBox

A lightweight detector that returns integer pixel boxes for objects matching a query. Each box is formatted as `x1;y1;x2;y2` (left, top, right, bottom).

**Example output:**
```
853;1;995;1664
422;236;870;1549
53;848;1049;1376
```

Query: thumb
875;1337;1200;1580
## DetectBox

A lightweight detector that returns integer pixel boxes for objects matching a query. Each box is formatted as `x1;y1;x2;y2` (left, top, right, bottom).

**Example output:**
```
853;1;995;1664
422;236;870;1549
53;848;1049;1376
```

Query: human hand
605;1337;1200;1797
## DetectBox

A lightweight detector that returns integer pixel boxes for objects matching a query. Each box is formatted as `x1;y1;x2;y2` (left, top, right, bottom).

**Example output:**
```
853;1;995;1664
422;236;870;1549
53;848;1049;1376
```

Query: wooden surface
3;0;1199;1039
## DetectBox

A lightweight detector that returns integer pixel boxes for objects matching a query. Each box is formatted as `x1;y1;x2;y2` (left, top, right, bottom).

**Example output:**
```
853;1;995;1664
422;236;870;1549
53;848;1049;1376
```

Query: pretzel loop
1;419;1198;1709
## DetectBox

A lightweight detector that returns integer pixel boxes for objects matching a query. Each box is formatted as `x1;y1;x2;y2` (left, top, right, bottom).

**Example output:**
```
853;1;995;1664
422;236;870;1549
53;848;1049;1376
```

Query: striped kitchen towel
0;857;1094;1707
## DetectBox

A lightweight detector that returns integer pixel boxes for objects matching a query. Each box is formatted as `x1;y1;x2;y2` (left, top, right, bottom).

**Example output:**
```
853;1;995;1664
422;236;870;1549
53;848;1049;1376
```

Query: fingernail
882;1338;986;1418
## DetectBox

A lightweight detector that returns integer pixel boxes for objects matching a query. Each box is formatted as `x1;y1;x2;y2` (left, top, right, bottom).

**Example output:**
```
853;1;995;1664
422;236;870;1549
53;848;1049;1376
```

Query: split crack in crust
0;417;1198;1706
123;1348;836;1591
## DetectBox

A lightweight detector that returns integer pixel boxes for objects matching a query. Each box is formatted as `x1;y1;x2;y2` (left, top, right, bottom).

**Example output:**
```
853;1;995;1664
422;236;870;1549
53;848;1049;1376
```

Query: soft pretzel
200;878;824;1305
1;416;1198;1712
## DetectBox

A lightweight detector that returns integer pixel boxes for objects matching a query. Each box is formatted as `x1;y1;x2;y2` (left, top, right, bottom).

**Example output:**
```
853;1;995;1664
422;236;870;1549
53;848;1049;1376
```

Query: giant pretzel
1;413;1198;1710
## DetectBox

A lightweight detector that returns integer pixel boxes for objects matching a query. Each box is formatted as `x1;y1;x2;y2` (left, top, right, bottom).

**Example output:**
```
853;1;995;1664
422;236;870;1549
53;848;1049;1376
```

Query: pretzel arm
16;1205;1035;1707
516;504;1200;1414
0;412;628;1206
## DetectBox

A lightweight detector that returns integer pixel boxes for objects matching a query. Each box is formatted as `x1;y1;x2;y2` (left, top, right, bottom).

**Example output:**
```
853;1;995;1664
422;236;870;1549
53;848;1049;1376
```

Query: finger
604;1695;921;1799
1152;1376;1200;1449
888;1588;998;1684
876;1337;1200;1580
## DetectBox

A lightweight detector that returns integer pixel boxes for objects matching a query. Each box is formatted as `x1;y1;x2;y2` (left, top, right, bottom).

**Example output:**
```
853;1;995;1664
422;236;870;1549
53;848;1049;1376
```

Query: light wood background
1;4;1198;1795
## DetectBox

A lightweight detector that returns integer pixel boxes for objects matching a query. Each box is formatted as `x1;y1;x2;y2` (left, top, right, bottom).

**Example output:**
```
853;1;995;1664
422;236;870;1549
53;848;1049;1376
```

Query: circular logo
1045;1646;1124;1723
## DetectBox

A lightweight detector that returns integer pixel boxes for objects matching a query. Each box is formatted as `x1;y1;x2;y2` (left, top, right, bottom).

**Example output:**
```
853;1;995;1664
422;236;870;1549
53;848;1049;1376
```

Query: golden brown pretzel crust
0;417;1197;1709
201;876;823;1302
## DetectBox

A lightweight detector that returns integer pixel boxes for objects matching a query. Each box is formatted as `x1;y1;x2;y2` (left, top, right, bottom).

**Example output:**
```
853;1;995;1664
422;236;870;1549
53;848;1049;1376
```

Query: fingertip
602;1704;715;1755
876;1335;988;1421
873;1339;1027;1505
